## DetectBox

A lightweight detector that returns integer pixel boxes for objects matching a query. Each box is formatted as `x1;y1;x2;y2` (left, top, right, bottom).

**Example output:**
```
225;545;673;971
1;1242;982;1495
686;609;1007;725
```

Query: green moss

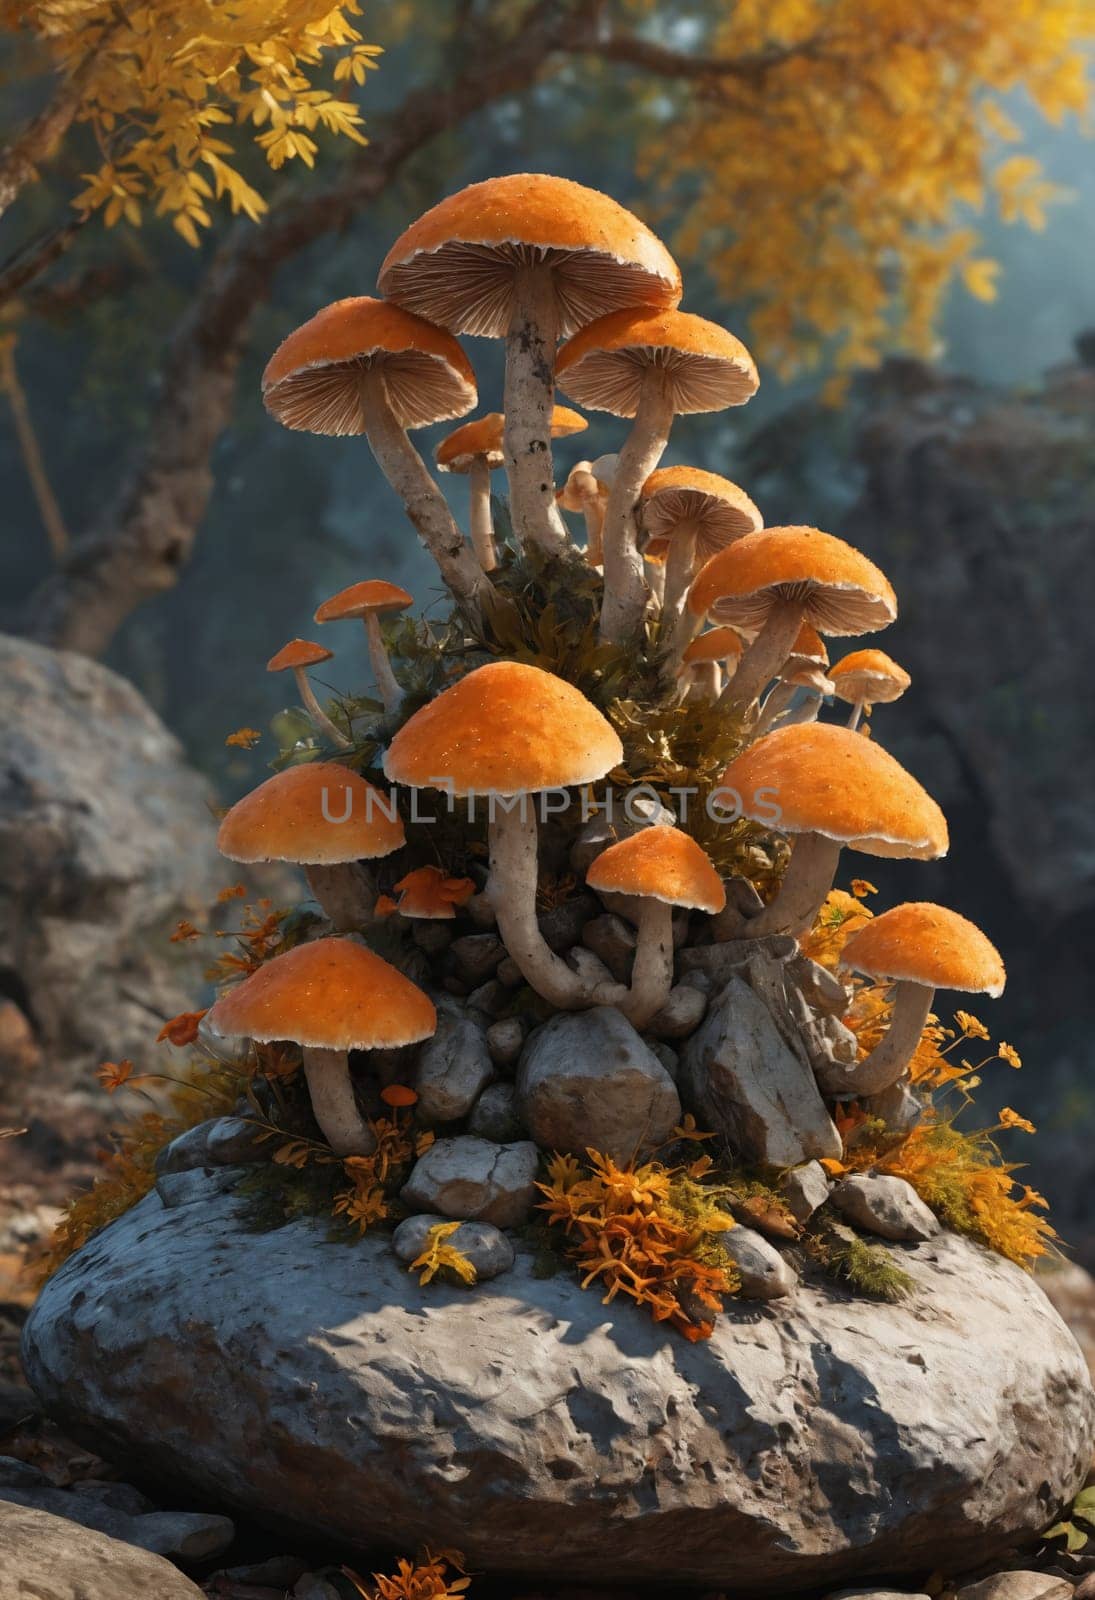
806;1217;914;1302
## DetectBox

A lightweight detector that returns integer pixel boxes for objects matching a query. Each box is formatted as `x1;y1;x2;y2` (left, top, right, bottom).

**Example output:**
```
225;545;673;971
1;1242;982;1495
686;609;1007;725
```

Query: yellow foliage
331;1114;433;1234
640;0;1092;374
799;887;873;969
538;1148;739;1341
409;1221;477;1287
4;0;380;236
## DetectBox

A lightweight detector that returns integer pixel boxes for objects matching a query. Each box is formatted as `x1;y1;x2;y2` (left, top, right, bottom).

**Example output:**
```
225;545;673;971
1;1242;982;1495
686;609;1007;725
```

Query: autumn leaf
410;1222;477;1287
156;1009;208;1047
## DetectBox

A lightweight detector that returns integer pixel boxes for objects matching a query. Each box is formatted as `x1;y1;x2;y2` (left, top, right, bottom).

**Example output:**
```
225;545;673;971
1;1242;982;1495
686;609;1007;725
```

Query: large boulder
22;1183;1095;1592
0;1500;207;1600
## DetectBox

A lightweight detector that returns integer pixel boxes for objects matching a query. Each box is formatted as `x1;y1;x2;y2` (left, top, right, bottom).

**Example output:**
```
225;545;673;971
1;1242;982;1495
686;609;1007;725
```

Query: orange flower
225;727;261;749
998;1106;1036;1134
998;1042;1022;1069
156;1009;208;1048
97;1059;138;1093
850;879;878;898
169;919;201;943
381;1084;418;1108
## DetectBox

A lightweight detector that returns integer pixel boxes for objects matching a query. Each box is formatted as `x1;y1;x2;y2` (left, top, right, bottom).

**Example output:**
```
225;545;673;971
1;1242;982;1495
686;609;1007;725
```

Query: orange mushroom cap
217;763;405;865
377;173;682;337
206;936;436;1051
718;723;948;860
436;405;586;473
682;626;745;666
314;580;413;623
640;467;762;563
384;661;623;798
830;648;911;706
840;902;1005;997
556;308;758;418
586;827;726;914
262;297;476;434
392;865;475;920
267;638;333;674
787;624;829;669
689;527;897;635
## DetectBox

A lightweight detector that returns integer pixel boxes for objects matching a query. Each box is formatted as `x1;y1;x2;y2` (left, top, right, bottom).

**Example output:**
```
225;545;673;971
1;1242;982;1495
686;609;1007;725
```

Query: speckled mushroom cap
840;902;1005;997
640;467;762;564
830;648;911;707
436;405;586;473
206;936;436;1050
689;527;897;635
586;827;726;913
217;763;405;865
267;639;333;673
718;723;948;860
314;580;412;623
682;626;745;665
262;297;476;434
377;174;682;337
556;308;758;418
384;661;623;799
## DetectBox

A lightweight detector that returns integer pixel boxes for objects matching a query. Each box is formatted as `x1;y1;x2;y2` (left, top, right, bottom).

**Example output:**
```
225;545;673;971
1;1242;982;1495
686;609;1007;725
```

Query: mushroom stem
847;695;866;731
817;982;934;1098
645;557;665;605
599;368;674;645
488;801;625;1011
503;266;568;557
661;523;698;631
683;660;721;702
292;666;350;748
745;831;842;940
584;501;605;567
467;455;498;572
718;598;807;714
301;1046;377;1156
659;602;704;689
304;863;376;933
358;367;507;627
617;899;675;1029
754;679;798;736
363;611;404;716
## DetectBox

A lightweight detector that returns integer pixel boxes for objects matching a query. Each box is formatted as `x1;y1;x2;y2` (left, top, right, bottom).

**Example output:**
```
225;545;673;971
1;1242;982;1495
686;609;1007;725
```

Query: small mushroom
557;308;758;645
378;174;681;558
830;648;911;731
216;761;405;932
385;660;627;1012
206;936;435;1157
391;865;475;920
688;527;897;718
266;638;350;748
754;625;834;734
818;902;1005;1097
558;459;607;566
314;579;412;717
586;828;725;1027
717;723;949;940
679;624;745;702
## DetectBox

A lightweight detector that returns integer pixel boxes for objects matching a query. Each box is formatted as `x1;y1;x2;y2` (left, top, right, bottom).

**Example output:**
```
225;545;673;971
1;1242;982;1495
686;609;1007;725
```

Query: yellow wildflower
955;1010;990;1041
998;1042;1022;1069
850;879;878;898
998;1107;1036;1134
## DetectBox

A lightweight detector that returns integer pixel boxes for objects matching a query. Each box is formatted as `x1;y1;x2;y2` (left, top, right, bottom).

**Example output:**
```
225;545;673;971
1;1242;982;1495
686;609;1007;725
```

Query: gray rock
401;1136;538;1227
220;1555;309;1587
831;1175;942;1242
957;1578;1074;1600
466;979;509;1018
392;1214;515;1280
580;912;637;982
0;1501;207;1599
155;1165;244;1210
449;933;505;987
678;935;796;988
496;956;523;987
787;954;851;1017
468;1082;524;1142
464;893;497;929
644;983;707;1040
565;944;617;987
412;921;453;954
517;1009;680;1162
538;893;598;952
23;1187;1095;1590
0;1456;50;1489
155;1115;266;1174
413;1014;493;1123
826;1592;932;1600
723;1226;797;1300
294;1578;342;1600
819;1012;860;1064
0;635;224;1094
679;977;841;1166
70;1479;155;1516
648;1040;680;1081
0;1485;233;1560
865;1080;926;1134
484;1017;525;1069
707;877;765;940
781;1161;831;1223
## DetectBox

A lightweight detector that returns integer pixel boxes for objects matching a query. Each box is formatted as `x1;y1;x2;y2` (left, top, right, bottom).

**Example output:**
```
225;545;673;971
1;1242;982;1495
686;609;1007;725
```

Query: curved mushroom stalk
683;660;721;703
599;368;674;645
488;800;624;1011
661;522;699;631
616;899;675;1029
358;367;507;628
503;267;568;557
817;981;934;1098
363;611;404;716
292;666;350;748
719;598;807;715
467;455;498;572
745;831;842;940
754;679;797;736
304;862;377;933
302;1046;377;1156
847;695;867;731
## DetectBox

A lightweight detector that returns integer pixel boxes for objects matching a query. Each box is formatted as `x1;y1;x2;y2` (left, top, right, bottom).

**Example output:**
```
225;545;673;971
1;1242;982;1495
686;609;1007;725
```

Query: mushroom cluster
191;173;1017;1305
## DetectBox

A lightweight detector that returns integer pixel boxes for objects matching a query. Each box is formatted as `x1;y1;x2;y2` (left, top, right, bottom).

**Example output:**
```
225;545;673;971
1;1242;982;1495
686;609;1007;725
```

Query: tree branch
593;28;831;83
